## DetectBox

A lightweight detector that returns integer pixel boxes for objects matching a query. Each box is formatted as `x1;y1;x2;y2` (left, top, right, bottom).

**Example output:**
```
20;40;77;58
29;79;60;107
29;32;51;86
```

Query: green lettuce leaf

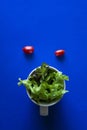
18;63;69;104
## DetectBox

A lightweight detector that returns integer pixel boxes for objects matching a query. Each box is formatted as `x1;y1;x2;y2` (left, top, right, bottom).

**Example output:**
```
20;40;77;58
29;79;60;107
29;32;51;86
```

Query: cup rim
26;66;66;107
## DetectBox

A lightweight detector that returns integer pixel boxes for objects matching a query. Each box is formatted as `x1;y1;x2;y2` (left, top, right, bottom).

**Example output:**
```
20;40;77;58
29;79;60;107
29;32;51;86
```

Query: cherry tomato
55;49;65;56
22;46;34;54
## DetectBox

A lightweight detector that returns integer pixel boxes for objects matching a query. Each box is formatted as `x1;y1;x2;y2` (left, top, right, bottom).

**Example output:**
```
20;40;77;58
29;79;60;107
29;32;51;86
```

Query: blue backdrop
0;0;87;130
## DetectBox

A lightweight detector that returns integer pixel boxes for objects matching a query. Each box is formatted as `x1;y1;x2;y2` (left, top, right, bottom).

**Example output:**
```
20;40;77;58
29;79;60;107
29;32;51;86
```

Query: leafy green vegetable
18;63;69;104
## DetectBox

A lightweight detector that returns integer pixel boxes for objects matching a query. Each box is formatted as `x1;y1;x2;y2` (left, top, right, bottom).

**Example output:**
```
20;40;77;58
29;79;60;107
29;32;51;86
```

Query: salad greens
18;63;69;104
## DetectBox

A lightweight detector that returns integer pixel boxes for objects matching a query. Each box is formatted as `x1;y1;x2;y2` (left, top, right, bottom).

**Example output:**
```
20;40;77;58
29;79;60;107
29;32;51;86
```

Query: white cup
26;66;66;116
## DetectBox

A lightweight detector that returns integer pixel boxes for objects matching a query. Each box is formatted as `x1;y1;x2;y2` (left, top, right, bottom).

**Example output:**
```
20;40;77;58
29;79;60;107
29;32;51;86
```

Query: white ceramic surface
26;66;66;116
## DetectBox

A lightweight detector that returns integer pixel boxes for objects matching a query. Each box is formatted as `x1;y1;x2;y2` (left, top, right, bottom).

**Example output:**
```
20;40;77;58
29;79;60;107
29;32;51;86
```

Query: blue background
0;0;87;130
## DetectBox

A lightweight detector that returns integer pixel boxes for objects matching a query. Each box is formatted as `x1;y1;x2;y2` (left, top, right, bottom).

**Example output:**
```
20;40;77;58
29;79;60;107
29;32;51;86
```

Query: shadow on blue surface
23;53;35;61
23;100;69;130
55;55;66;62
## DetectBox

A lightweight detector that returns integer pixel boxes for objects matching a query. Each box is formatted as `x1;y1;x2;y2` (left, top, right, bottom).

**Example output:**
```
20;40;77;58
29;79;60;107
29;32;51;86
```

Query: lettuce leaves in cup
18;63;69;104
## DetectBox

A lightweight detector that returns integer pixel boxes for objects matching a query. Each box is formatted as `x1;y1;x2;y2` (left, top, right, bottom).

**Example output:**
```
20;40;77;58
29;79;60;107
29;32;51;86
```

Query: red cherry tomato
55;49;65;56
22;46;34;54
